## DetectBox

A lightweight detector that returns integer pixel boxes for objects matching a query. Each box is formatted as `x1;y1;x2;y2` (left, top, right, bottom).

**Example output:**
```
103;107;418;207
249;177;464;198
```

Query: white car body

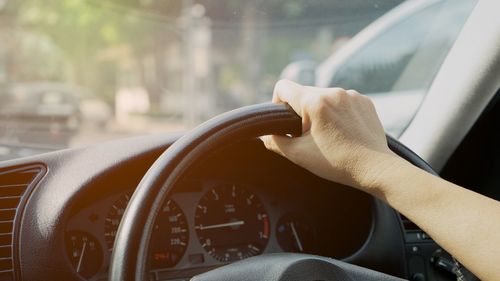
282;0;475;137
315;0;441;136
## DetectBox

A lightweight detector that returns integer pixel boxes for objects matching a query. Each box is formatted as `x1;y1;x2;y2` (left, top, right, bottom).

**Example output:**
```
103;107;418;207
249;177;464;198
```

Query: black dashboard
0;94;487;281
0;132;451;281
63;138;372;280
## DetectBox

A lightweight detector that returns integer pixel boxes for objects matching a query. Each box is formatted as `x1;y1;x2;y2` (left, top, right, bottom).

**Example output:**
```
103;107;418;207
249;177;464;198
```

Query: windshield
328;0;476;94
323;0;477;136
0;0;475;160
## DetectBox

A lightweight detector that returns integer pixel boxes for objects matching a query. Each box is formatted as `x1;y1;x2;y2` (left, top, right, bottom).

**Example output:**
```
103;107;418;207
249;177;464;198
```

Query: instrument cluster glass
194;184;270;262
64;181;318;280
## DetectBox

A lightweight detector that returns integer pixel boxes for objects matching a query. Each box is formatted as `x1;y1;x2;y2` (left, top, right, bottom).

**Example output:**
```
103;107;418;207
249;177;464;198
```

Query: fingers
346;89;361;96
273;80;304;117
261;134;297;159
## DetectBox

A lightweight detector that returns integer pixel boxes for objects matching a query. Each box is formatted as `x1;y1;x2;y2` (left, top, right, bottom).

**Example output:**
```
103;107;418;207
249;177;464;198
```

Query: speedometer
104;193;189;268
194;184;269;262
150;199;189;269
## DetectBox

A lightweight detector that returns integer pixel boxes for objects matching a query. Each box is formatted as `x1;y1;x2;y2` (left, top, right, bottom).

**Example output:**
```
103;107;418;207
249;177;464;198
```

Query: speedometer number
104;193;189;269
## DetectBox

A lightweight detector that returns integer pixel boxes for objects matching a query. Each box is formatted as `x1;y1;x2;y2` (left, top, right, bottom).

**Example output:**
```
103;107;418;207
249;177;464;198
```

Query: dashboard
0;110;483;281
63;139;373;280
0;134;417;281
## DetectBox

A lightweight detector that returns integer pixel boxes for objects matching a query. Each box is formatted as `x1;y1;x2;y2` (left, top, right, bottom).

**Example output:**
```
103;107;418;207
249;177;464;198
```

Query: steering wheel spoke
192;253;405;281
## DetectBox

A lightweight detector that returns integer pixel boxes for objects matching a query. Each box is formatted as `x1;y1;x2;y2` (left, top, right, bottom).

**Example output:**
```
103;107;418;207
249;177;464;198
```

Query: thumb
261;134;301;160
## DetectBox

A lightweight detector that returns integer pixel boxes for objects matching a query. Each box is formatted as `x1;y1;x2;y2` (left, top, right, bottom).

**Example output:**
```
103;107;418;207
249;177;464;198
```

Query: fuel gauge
65;230;103;279
276;213;315;253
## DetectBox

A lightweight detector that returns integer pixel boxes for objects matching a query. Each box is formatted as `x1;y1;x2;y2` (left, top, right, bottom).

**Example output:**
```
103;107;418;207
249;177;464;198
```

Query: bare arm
373;155;500;281
263;80;500;281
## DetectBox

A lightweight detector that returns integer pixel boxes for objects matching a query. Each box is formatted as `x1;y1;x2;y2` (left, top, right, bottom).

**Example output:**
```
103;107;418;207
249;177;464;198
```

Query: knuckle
349;90;369;105
329;87;346;94
274;79;292;94
316;93;331;105
275;79;287;90
304;87;362;116
308;94;329;114
326;88;349;107
359;94;375;107
346;89;361;96
334;88;349;101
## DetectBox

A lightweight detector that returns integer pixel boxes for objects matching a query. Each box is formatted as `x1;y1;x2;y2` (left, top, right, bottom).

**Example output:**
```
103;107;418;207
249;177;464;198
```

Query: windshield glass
328;0;476;94
323;0;477;136
0;0;475;160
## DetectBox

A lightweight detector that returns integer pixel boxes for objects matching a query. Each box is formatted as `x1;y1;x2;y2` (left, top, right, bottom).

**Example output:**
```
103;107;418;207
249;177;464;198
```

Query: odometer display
194;184;269;262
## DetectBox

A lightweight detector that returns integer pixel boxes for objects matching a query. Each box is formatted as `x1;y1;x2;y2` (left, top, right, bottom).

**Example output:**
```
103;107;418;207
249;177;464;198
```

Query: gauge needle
290;222;303;252
76;241;87;273
198;220;245;230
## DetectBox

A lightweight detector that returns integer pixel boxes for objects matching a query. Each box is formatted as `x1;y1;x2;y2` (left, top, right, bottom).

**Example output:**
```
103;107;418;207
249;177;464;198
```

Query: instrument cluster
64;180;319;280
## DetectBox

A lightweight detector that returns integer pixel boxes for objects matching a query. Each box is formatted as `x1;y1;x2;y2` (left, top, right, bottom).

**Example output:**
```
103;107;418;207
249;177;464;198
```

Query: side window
329;0;476;94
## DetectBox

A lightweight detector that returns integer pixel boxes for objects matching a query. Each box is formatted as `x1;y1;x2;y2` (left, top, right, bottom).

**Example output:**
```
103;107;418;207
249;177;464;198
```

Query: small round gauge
66;230;103;279
276;213;315;253
194;184;270;262
149;199;189;269
104;193;130;250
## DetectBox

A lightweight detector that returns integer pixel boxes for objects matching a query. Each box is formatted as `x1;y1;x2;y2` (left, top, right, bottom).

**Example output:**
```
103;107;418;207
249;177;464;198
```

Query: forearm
264;81;500;279
368;155;500;281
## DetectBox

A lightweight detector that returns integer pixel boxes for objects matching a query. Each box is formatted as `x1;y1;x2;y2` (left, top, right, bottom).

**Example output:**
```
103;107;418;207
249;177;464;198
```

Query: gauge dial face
149;199;189;269
104;193;189;268
66;230;103;279
194;184;270;262
104;193;130;250
276;213;315;253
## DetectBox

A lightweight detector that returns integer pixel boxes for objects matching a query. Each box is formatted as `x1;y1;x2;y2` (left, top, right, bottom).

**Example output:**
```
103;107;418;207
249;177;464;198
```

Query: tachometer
194;184;269;262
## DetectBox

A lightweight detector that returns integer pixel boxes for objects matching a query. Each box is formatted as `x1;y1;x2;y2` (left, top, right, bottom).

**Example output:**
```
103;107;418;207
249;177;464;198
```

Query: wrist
353;150;405;199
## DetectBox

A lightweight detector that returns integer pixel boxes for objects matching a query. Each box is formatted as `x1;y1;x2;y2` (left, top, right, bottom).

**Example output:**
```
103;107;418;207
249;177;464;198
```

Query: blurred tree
199;0;402;101
6;0;183;105
3;0;402;111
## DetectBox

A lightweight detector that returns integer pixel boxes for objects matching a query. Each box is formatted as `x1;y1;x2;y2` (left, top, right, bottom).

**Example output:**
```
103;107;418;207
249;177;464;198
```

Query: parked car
0;82;82;146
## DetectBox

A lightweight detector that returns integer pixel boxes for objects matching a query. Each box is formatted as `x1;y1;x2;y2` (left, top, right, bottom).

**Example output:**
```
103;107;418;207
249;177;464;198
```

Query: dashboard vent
0;165;44;281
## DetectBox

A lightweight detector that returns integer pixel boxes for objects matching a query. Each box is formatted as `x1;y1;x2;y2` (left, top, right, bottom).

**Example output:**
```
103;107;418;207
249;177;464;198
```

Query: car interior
0;0;499;281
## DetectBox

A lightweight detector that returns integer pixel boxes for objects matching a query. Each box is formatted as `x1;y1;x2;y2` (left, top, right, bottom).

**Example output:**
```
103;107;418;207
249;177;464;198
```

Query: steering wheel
110;103;434;281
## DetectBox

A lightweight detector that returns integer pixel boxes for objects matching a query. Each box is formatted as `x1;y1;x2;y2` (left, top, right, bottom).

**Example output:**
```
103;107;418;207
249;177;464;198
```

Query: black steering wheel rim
109;102;436;280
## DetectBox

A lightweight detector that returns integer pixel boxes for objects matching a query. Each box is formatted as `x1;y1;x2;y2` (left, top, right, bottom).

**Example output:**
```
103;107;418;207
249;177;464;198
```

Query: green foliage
3;0;401;108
